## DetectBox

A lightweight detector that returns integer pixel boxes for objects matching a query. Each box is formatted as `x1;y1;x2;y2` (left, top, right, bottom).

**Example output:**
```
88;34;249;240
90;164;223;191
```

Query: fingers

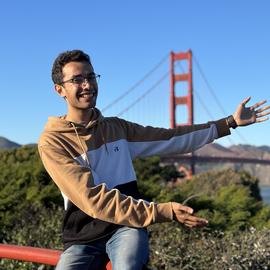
172;202;193;214
255;105;270;123
256;110;270;118
176;213;208;228
184;215;208;227
184;219;208;228
255;105;270;116
256;117;269;123
250;100;267;110
241;96;251;106
256;105;270;113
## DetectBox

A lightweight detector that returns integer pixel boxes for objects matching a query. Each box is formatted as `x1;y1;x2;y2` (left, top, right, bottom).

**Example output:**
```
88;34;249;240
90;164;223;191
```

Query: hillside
0;136;21;149
195;143;270;185
195;143;270;159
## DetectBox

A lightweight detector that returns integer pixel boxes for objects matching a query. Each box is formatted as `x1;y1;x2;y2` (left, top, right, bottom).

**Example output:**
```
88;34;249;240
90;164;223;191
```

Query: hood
44;108;104;133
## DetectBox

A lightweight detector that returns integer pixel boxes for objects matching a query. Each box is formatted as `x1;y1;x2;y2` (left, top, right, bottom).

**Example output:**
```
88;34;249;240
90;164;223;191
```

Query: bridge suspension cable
192;54;228;116
192;54;266;162
101;53;169;113
117;71;169;117
192;54;250;145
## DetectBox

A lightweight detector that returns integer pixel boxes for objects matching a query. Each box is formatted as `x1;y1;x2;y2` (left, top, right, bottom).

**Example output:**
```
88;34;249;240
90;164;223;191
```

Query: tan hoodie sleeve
38;143;173;227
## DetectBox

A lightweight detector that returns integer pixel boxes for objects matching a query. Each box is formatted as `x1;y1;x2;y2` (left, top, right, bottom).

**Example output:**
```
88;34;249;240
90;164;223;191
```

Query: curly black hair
51;50;91;84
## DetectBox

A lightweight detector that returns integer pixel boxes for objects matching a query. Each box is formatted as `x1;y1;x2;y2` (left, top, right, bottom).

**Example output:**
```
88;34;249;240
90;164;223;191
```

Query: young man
38;50;270;270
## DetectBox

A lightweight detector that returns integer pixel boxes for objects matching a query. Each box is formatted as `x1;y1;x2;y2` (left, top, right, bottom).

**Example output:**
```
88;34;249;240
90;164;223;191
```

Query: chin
87;103;96;109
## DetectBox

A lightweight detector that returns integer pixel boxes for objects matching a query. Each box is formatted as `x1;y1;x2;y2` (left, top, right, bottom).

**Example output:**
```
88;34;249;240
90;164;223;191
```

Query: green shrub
1;149;270;269
148;223;270;270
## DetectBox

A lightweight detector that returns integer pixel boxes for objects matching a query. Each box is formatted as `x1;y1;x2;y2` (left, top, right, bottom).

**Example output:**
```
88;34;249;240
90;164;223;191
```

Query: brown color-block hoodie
38;108;230;248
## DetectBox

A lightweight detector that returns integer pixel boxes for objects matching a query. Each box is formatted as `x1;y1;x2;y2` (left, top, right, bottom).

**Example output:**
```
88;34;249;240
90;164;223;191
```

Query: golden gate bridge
101;50;270;176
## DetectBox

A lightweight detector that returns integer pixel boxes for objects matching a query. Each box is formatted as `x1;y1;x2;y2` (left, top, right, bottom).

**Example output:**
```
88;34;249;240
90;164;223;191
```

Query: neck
65;108;94;125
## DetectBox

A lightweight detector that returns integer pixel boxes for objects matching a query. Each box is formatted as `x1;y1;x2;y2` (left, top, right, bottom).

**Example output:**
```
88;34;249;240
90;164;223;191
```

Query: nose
81;78;91;86
81;80;94;91
81;80;97;94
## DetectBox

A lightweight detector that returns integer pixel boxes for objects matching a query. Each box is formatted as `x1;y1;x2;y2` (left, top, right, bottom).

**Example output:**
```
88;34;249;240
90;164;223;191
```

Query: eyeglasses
61;73;101;85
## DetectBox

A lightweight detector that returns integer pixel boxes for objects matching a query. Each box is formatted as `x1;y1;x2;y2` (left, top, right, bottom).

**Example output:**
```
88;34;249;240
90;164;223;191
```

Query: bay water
260;186;270;205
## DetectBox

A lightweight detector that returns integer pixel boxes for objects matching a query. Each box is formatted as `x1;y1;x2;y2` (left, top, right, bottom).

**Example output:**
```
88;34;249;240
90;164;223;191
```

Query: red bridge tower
170;50;195;175
170;49;194;127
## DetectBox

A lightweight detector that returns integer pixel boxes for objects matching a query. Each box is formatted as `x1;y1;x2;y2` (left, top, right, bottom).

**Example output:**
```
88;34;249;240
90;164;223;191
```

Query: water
260;186;270;205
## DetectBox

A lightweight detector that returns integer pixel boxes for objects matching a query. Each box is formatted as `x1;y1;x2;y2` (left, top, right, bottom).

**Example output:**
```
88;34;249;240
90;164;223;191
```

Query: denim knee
56;244;107;270
106;227;149;270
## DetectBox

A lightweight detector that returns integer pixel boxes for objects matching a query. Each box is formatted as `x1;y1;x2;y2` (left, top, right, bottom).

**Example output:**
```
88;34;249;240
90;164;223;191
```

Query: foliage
137;160;270;232
0;205;62;270
0;149;270;269
0;146;62;238
134;156;181;201
148;223;270;270
0;146;63;269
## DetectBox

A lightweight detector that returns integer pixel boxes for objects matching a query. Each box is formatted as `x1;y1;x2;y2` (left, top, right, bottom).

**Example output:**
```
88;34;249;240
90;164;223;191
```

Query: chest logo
113;146;120;152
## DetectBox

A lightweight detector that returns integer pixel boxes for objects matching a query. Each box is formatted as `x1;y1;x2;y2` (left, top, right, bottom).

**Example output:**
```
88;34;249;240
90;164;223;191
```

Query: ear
54;84;66;98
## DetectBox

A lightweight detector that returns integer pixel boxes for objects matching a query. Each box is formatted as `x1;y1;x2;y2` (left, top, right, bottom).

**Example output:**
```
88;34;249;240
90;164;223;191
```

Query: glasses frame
61;73;101;86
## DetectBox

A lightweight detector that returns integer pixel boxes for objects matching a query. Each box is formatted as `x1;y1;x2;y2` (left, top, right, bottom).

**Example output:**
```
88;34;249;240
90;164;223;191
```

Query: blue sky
1;0;269;146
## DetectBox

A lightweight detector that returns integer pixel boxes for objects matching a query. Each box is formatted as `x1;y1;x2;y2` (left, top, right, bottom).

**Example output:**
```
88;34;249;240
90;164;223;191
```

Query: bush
148;223;270;270
1;150;270;269
0;205;63;270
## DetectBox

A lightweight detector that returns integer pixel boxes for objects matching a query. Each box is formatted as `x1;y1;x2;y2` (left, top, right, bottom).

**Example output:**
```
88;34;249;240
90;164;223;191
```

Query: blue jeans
55;227;149;270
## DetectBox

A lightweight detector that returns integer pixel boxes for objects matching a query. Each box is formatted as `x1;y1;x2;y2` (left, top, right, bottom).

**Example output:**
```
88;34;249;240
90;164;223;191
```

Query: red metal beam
172;51;190;61
0;244;112;269
174;73;189;82
0;244;61;265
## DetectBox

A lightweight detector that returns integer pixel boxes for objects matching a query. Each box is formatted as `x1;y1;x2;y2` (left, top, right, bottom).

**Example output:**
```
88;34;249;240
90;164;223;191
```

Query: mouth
78;90;97;98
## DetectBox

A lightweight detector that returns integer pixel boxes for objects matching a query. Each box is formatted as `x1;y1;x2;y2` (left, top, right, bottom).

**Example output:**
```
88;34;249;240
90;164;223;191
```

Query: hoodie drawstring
100;121;109;154
70;122;91;167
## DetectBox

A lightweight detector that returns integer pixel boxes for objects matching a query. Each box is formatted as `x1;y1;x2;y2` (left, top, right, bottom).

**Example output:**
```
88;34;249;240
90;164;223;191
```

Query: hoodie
38;108;230;249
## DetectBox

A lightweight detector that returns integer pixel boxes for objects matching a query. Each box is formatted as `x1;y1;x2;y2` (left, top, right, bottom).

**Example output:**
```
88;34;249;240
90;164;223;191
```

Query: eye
89;73;101;83
72;76;84;84
87;74;97;81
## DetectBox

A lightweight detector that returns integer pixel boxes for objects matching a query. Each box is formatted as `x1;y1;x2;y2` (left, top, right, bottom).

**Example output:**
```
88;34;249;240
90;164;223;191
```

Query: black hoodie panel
62;180;142;249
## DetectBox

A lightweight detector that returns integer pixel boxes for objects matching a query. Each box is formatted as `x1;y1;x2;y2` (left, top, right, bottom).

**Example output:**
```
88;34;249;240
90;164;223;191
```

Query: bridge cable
117;71;169;117
101;53;169;113
192;53;250;145
193;55;257;161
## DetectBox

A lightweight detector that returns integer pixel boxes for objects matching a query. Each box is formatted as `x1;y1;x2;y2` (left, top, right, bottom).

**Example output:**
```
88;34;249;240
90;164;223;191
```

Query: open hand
171;202;208;228
233;97;270;126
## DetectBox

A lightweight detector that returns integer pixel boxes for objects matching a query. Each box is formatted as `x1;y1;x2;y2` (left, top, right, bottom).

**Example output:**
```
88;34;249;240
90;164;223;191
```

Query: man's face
55;61;98;111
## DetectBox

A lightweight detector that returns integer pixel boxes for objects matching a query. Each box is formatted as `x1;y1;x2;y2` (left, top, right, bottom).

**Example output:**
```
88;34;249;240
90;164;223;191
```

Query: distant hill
194;143;270;185
195;143;270;159
0;136;21;149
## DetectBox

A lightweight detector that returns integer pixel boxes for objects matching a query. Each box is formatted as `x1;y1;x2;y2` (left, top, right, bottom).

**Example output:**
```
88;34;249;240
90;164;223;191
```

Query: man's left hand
233;97;270;126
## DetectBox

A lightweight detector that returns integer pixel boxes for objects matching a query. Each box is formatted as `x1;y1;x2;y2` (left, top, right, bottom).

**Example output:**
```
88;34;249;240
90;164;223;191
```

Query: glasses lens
87;74;100;84
72;76;85;84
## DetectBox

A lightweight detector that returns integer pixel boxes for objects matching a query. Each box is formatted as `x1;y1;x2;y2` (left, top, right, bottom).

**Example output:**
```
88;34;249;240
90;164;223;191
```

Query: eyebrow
72;72;95;78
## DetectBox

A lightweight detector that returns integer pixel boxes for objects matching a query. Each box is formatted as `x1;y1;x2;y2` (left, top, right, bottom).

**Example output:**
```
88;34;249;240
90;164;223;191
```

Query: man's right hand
171;202;208;228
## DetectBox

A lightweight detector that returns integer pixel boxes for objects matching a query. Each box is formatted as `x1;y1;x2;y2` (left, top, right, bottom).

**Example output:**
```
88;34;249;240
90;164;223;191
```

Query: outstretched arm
232;97;270;127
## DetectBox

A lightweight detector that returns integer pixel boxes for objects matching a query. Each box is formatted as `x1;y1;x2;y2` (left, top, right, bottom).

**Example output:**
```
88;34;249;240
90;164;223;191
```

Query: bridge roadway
161;154;270;165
